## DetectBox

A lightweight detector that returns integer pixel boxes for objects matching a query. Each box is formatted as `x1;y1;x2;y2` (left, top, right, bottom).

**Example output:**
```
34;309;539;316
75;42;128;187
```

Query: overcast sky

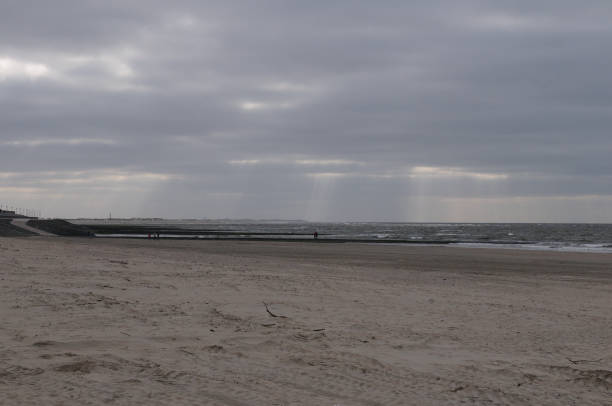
1;1;611;221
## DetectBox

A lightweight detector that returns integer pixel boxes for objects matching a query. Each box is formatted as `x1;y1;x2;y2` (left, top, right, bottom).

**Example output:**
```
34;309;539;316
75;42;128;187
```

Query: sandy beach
0;237;610;405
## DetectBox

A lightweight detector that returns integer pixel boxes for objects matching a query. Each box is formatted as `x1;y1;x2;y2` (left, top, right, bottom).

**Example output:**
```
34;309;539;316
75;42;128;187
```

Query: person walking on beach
314;231;318;239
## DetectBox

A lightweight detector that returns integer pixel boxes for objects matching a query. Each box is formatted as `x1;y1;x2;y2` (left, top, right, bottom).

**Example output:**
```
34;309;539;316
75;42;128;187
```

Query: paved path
10;219;56;236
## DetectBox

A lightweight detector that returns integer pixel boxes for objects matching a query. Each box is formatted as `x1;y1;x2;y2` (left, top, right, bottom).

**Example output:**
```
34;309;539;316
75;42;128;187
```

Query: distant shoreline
2;218;611;254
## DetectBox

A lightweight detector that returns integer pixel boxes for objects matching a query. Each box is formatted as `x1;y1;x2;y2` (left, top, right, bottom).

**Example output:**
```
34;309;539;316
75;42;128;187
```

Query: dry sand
0;237;611;405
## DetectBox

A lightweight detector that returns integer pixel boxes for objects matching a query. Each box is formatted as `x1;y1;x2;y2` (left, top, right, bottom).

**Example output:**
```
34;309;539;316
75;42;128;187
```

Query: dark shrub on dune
27;219;94;237
0;219;37;236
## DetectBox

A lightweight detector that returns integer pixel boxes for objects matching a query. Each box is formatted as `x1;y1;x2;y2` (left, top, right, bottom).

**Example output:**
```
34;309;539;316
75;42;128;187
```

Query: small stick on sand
263;302;287;318
566;357;602;365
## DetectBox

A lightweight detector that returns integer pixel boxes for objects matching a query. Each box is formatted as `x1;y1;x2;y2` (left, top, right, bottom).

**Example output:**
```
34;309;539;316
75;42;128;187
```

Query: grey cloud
1;1;611;220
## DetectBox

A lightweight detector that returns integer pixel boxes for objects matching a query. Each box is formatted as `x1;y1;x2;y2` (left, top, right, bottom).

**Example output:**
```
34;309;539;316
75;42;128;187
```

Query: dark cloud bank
1;1;611;221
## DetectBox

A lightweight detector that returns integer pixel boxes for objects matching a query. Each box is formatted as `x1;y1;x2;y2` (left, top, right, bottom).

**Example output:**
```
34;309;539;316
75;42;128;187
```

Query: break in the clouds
1;1;612;221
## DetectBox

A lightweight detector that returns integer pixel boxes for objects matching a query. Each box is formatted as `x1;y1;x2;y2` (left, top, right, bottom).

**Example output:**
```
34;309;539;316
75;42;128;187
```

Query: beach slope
0;237;610;405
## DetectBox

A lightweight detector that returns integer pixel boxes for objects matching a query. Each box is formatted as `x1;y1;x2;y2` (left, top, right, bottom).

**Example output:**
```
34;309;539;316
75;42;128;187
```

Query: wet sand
0;237;610;405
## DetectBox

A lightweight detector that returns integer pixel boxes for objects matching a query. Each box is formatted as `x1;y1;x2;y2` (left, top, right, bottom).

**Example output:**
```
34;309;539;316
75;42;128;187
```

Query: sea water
71;219;612;253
